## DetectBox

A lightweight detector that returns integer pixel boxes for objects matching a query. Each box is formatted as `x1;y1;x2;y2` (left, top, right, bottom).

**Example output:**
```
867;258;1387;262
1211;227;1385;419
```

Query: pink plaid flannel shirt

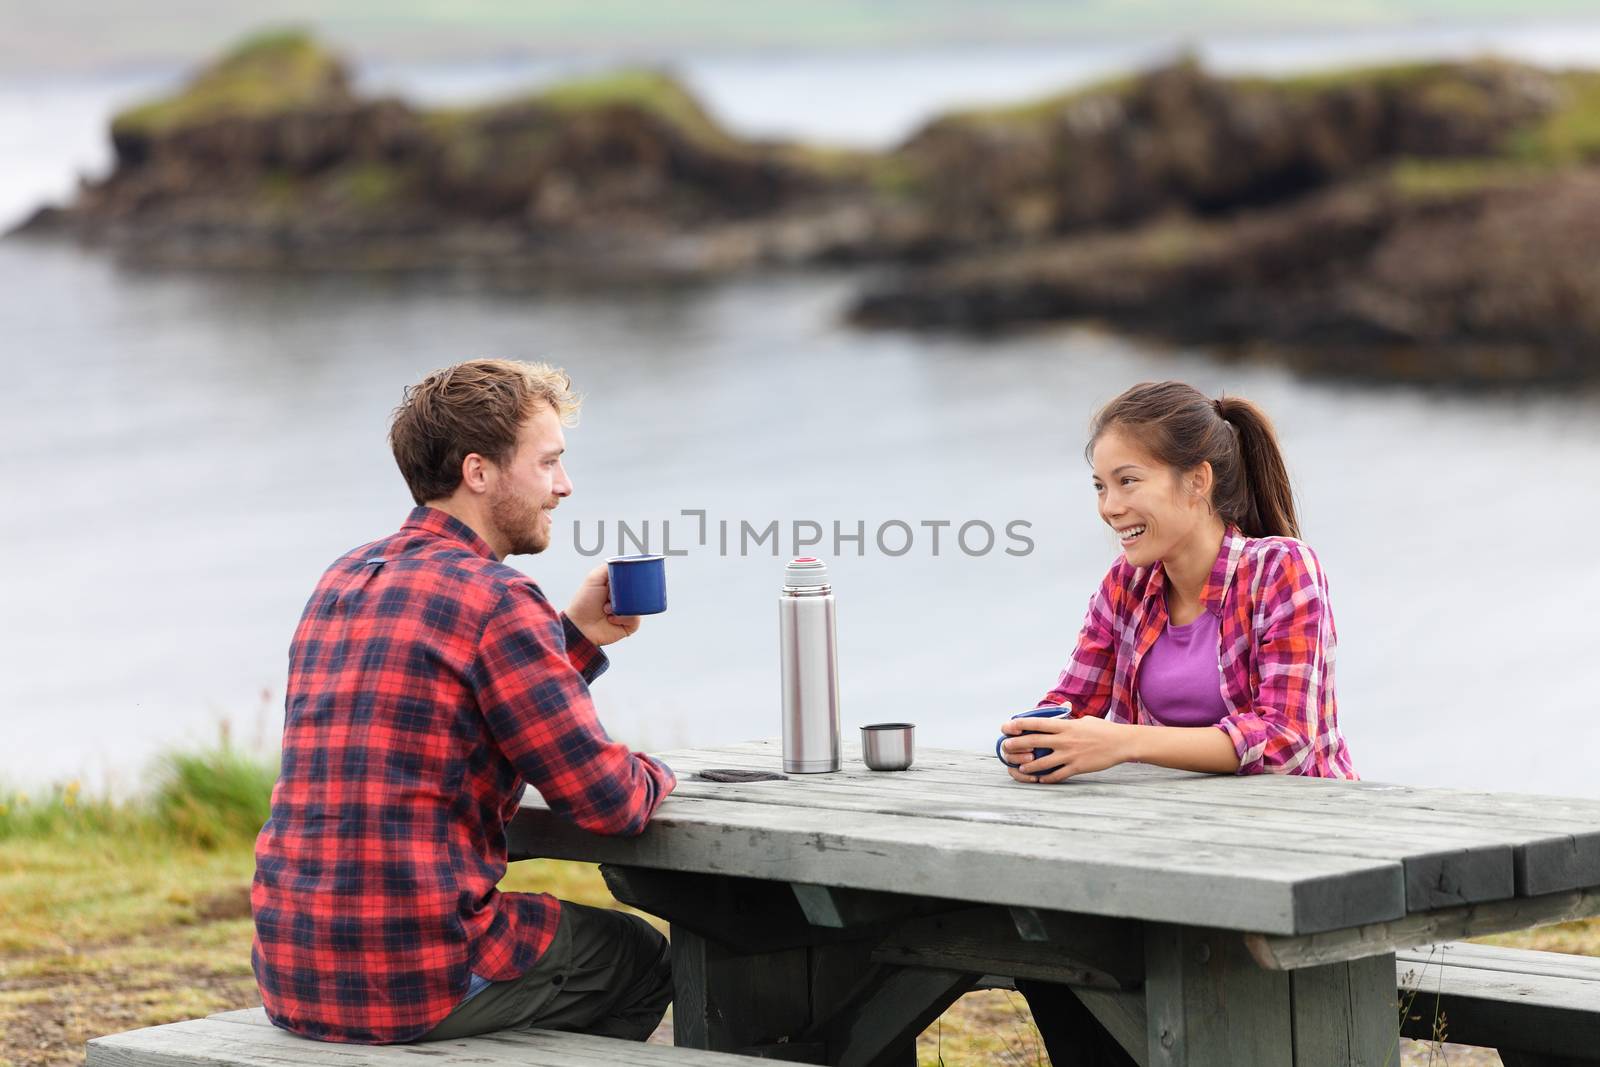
1040;525;1357;777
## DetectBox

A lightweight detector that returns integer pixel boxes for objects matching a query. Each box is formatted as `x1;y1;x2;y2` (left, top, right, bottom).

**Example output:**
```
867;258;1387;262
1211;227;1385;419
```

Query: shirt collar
400;505;499;561
1145;525;1245;619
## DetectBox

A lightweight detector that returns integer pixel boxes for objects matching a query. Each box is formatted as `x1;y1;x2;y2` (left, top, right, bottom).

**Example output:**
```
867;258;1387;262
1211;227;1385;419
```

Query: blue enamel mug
995;704;1073;768
607;554;667;616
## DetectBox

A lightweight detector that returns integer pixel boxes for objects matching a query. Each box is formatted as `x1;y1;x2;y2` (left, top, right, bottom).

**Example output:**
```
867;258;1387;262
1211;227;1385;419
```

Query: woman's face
1091;428;1210;567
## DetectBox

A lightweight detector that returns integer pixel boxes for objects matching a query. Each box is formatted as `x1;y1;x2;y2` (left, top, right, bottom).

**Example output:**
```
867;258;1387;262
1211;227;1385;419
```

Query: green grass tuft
1387;157;1554;198
327;163;410;209
112;28;347;137
1506;70;1600;165
0;744;277;850
532;68;738;151
149;747;278;850
930;71;1137;129
1270;59;1456;96
0;780;150;843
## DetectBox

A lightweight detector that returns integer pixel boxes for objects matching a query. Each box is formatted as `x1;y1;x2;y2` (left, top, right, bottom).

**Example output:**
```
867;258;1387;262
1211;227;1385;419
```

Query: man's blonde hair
389;359;580;506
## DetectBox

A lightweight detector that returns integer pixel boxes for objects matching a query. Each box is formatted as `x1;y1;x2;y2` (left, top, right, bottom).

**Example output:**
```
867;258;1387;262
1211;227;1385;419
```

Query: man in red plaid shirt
251;359;677;1044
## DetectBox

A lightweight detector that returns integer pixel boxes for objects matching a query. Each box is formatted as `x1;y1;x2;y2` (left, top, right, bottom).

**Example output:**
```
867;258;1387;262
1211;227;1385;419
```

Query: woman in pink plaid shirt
1002;380;1357;1067
998;380;1356;783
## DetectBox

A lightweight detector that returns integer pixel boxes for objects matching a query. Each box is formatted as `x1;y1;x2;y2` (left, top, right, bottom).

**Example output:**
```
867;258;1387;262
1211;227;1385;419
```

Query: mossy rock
925;71;1137;132
1506;70;1600;165
1270;60;1458;98
112;29;350;137
523;68;740;153
1386;158;1552;200
538;69;727;144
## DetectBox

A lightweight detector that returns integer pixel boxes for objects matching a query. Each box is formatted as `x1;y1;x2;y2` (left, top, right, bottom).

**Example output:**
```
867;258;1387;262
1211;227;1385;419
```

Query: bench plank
1395;947;1600;1060
1399;943;1600;983
88;1014;772;1067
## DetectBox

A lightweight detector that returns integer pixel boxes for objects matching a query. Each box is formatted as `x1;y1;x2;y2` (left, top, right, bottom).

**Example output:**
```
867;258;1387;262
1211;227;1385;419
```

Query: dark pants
419;900;672;1043
1017;979;1140;1067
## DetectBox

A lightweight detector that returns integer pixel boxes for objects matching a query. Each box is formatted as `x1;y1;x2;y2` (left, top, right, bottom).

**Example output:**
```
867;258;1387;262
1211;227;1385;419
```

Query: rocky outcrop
889;57;1562;245
18;32;863;272
18;32;1600;382
421;96;808;227
851;170;1600;384
845;57;1600;383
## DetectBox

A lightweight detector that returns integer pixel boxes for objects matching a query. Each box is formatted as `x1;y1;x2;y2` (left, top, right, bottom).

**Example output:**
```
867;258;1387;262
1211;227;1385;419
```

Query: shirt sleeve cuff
560;614;610;684
1216;717;1262;776
642;753;678;793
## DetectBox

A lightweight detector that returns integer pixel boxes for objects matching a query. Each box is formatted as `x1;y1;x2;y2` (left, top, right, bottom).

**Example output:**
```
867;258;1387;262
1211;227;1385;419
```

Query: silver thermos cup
779;557;841;774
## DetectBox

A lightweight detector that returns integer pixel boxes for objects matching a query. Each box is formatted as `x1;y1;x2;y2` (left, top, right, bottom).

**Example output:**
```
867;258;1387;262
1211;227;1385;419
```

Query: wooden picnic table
506;740;1600;1066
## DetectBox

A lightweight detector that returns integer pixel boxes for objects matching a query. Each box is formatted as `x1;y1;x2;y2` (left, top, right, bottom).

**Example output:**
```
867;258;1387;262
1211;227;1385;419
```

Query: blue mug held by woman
607;554;668;616
995;704;1073;768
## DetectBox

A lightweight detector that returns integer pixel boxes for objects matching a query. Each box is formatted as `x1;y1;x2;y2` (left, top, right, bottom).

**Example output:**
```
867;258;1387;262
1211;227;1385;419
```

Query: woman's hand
999;715;1135;783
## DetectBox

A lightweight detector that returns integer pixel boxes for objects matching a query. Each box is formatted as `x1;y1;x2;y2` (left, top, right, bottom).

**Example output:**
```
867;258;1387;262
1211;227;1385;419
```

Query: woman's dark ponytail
1213;396;1299;540
1088;383;1301;541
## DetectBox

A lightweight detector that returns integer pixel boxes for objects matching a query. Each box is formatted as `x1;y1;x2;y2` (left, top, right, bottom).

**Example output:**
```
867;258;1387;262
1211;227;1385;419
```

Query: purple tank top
1138;609;1229;727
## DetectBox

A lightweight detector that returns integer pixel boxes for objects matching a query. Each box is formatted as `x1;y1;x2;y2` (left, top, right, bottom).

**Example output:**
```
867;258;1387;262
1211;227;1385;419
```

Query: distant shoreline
11;4;1600;77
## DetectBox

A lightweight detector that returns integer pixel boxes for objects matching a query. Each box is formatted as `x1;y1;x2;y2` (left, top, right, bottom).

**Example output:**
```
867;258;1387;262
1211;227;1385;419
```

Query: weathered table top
509;740;1600;947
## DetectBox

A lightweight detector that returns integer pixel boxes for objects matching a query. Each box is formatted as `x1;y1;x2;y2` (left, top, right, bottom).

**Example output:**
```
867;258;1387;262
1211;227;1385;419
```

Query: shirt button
552;975;565;986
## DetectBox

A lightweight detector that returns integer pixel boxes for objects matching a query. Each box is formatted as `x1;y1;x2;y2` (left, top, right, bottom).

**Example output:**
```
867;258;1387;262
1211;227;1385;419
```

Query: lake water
4;27;1600;796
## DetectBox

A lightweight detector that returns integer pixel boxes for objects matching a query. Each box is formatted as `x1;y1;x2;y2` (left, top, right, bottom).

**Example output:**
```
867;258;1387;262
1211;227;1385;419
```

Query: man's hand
566;565;642;648
998;715;1135;784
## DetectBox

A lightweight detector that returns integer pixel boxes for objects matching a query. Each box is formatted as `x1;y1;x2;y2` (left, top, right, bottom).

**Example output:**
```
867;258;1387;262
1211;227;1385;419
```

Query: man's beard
490;486;550;556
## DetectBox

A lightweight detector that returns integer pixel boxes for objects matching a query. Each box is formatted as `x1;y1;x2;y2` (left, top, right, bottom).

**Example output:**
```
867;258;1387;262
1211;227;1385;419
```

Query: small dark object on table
696;769;789;783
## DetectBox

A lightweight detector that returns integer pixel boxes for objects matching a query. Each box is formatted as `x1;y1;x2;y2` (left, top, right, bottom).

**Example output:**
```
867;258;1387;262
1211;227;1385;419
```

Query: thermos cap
783;556;830;589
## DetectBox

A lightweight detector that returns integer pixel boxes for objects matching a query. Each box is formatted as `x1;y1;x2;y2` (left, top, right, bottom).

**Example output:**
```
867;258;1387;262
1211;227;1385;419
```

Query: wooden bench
962;940;1600;1065
87;943;1600;1067
87;1007;772;1067
1396;942;1600;1066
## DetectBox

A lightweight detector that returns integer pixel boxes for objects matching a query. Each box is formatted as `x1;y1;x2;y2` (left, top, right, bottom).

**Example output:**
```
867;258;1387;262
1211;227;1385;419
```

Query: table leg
1291;950;1400;1067
1144;925;1399;1066
669;925;976;1064
801;942;977;1067
670;923;823;1060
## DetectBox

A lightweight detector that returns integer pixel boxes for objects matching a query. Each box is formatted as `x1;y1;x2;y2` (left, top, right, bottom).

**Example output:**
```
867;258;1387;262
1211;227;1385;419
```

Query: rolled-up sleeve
1039;564;1124;718
1216;541;1330;775
472;583;675;836
559;614;609;684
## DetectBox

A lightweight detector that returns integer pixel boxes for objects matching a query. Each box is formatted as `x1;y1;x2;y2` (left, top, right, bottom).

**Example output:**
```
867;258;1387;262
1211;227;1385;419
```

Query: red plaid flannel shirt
1041;525;1356;778
251;507;676;1043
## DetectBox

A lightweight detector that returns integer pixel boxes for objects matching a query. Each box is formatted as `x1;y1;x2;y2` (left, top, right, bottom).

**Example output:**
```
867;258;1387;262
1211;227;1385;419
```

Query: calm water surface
4;32;1600;795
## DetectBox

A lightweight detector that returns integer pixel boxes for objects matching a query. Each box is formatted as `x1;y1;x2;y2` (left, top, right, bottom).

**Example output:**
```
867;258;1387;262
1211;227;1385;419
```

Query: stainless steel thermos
779;557;841;773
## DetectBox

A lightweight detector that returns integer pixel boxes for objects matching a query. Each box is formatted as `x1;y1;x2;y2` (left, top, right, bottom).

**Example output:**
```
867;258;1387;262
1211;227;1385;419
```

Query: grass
111;29;346;137
921;56;1459;131
1269;59;1459;97
2;749;1596;1066
1386;158;1552;199
1507;69;1600;165
923;55;1600;168
416;65;793;193
1381;67;1600;196
532;68;738;151
148;747;276;851
0;744;275;853
322;163;415;211
424;67;745;157
931;71;1138;130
